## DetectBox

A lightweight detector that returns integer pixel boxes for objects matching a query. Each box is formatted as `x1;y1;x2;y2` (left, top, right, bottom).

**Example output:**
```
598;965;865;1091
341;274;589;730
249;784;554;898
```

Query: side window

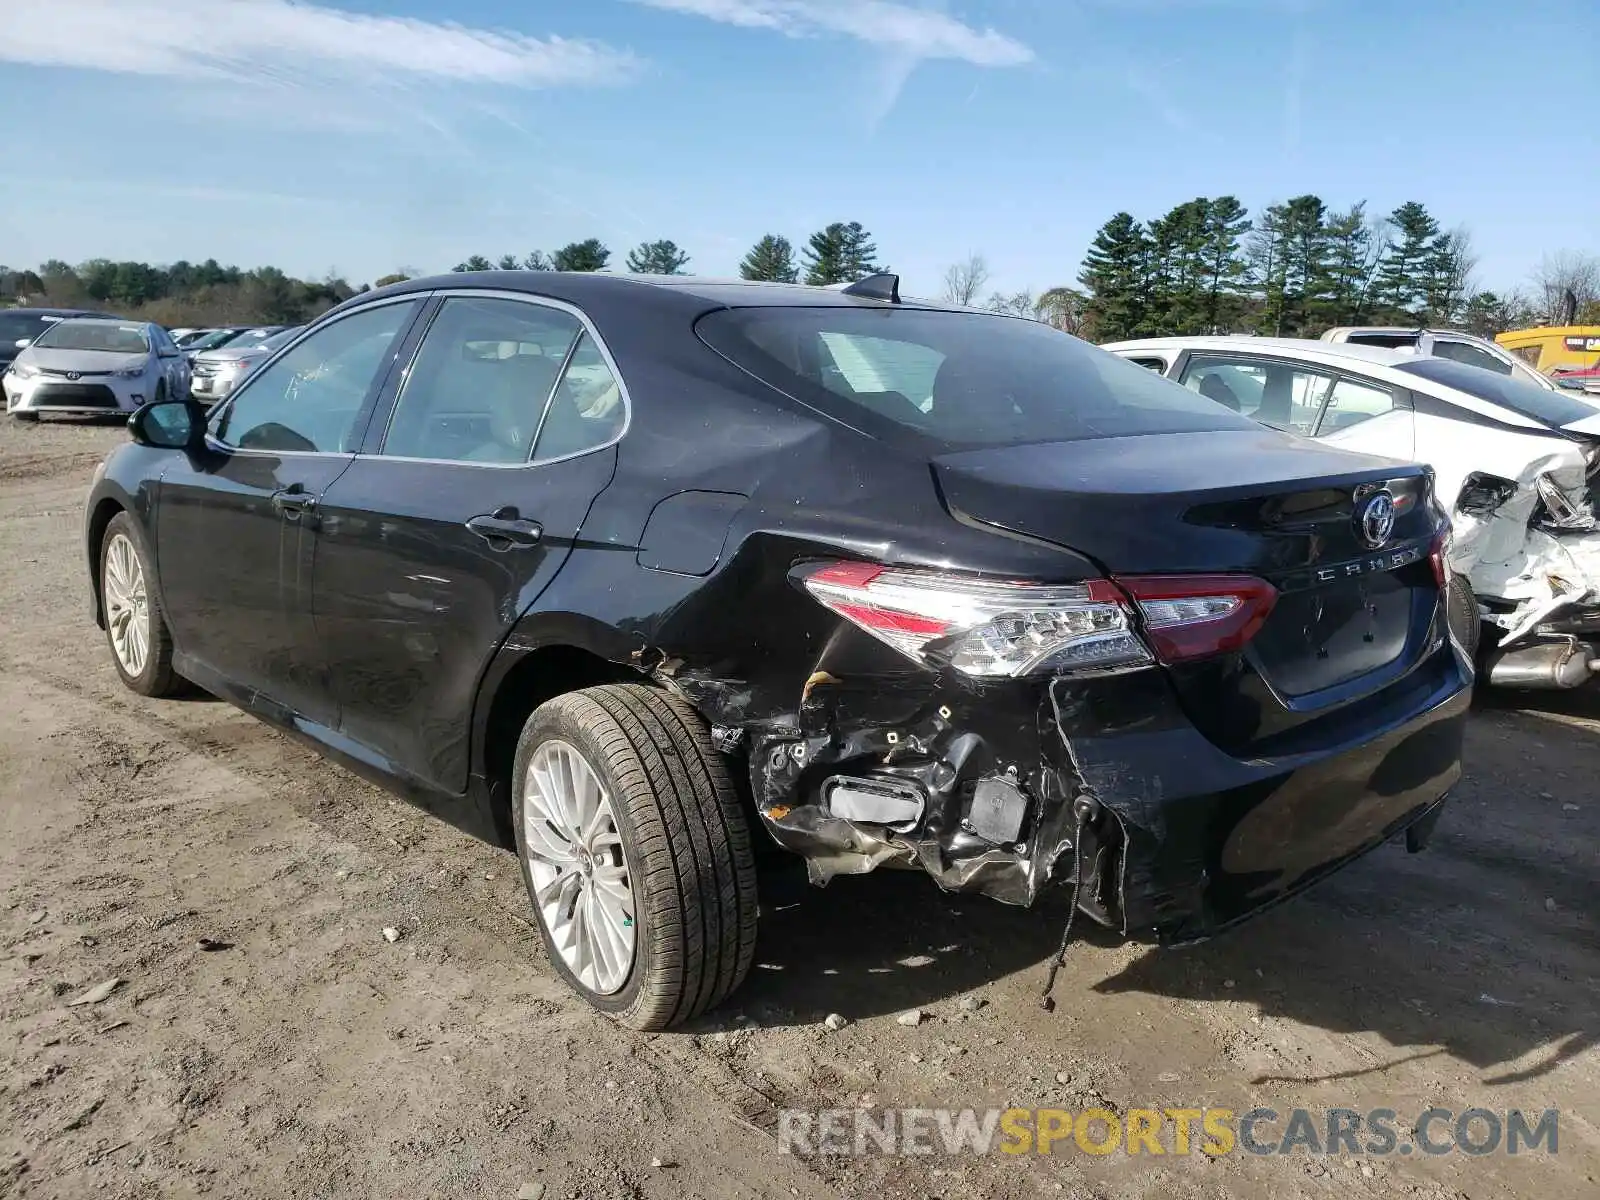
380;297;582;463
1315;377;1404;435
1180;355;1332;435
1433;340;1512;376
1126;356;1169;373
531;332;626;460
213;302;418;453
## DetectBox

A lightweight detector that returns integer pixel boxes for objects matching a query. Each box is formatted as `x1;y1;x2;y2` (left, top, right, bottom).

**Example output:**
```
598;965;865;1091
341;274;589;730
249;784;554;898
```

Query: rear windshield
32;321;149;354
697;307;1257;447
1394;357;1599;429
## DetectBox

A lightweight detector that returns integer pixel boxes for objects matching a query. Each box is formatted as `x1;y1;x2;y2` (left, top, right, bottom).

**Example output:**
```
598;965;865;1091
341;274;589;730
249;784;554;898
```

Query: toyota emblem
65;371;81;381
1356;489;1396;548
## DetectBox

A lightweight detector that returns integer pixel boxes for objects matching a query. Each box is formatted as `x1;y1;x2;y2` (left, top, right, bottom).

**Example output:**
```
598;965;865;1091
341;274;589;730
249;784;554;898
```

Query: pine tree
803;222;879;285
1278;195;1330;335
740;235;799;282
1373;202;1441;318
452;255;493;272
1323;203;1380;325
625;239;690;275
551;239;610;272
1199;196;1251;331
1078;212;1151;342
523;251;554;271
496;254;521;270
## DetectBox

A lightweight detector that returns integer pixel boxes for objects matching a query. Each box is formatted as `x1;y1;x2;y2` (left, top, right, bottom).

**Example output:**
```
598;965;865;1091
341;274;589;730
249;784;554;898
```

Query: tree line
1071;196;1599;343
446;221;882;286
3;208;1594;339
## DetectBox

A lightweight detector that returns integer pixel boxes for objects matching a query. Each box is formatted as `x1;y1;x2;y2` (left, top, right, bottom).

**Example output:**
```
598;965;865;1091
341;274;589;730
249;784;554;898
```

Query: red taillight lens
800;563;1276;677
1428;528;1451;589
1113;574;1278;663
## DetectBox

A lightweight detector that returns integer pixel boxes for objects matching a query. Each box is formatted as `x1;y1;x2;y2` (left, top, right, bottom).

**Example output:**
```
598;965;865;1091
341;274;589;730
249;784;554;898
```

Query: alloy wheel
521;739;636;995
103;533;150;677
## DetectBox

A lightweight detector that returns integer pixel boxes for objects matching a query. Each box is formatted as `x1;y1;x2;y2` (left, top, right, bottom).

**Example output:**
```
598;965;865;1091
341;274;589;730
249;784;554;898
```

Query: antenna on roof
839;272;901;303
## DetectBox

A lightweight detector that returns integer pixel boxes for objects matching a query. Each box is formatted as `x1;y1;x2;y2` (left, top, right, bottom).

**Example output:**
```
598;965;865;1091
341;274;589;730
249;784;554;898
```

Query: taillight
1114;574;1278;662
800;563;1276;678
1428;528;1451;589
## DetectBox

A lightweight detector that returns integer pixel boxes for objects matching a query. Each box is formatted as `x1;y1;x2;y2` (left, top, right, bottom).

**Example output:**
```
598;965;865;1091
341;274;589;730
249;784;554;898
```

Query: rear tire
512;683;758;1030
100;513;182;697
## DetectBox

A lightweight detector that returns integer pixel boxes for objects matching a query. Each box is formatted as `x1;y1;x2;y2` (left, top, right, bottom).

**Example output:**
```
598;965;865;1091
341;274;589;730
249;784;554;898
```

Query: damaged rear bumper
735;646;1469;942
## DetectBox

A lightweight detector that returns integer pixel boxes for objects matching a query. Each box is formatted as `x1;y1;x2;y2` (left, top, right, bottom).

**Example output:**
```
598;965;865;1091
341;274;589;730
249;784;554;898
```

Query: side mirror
13;338;30;349
129;399;207;450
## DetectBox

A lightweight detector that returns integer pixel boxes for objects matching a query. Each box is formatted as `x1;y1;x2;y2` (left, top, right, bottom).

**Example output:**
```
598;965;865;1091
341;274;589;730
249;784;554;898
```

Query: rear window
32;321;149;354
1394;357;1600;429
696;307;1257;447
1345;332;1421;349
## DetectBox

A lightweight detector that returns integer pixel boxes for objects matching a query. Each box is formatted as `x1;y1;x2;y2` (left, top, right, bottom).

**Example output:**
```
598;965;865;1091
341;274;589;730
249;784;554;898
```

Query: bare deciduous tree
1531;250;1600;325
985;289;1037;319
941;253;990;306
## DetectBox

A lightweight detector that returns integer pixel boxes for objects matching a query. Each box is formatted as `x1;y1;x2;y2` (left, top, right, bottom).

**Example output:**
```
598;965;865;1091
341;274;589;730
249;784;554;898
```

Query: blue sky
1;0;1594;297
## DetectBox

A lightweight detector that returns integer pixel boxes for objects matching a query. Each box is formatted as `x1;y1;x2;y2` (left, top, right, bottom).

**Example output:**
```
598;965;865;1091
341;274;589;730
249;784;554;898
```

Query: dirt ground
0;415;1595;1200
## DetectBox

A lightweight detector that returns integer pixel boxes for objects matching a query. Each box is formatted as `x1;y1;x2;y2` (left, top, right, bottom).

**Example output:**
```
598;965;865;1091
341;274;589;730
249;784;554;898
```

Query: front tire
14;411;38;422
512;684;758;1030
100;513;182;697
1446;571;1482;662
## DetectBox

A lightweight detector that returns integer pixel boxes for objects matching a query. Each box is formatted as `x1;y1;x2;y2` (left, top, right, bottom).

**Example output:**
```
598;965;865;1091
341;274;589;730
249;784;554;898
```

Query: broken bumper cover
741;651;1469;943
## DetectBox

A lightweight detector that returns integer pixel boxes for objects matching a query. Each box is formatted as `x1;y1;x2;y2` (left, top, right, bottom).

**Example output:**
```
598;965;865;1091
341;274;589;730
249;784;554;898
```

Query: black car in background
82;272;1472;1028
0;307;120;375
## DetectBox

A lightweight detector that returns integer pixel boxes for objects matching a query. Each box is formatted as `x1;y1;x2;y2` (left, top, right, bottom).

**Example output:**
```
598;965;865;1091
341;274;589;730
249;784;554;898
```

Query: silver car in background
188;325;302;401
3;319;189;420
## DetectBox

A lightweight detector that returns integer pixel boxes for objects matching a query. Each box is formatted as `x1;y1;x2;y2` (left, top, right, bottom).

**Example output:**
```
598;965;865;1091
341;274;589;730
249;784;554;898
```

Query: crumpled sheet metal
741;683;1092;909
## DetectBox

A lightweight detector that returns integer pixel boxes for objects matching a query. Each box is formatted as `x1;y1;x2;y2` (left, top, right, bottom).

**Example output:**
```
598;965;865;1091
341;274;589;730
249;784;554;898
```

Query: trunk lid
933;429;1444;751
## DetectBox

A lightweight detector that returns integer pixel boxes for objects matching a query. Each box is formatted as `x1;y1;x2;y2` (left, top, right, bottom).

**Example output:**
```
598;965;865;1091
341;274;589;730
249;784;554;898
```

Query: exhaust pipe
1486;635;1600;690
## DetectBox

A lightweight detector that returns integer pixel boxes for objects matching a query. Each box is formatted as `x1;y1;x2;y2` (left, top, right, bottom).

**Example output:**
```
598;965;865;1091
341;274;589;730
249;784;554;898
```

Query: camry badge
1356;489;1396;548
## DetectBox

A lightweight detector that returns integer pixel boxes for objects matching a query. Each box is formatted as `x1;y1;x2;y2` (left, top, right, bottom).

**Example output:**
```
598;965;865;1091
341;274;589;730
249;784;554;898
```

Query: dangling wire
1040;805;1091;1011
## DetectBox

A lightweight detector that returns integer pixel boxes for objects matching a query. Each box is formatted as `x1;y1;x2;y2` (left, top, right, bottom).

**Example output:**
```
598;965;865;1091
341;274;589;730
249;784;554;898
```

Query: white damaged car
1104;336;1600;690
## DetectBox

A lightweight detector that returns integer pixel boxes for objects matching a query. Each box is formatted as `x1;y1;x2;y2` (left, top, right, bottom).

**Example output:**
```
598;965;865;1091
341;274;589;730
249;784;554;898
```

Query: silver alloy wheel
522;739;637;995
103;532;150;677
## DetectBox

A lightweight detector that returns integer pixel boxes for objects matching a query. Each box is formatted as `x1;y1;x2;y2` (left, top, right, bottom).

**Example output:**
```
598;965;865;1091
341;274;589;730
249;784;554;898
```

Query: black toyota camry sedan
83;271;1471;1028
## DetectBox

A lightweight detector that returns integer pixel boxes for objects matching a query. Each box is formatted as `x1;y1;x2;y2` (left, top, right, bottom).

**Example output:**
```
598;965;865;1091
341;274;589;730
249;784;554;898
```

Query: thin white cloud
0;0;640;87
631;0;1033;66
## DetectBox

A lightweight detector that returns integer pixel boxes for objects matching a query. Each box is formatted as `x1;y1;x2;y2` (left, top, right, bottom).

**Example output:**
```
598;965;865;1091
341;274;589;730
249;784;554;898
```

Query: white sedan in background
1104;336;1600;690
4;319;189;420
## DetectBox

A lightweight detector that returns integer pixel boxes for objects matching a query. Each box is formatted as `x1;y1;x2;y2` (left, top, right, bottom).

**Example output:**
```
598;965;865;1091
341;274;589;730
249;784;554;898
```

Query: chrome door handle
272;487;317;517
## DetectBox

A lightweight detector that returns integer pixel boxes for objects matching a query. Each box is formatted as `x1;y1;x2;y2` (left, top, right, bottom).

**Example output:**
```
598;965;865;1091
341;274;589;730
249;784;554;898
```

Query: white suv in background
1321;327;1556;391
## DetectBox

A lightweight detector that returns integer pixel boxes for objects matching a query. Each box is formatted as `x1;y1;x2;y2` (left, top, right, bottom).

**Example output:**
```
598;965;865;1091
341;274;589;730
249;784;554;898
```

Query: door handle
466;511;543;548
272;486;317;518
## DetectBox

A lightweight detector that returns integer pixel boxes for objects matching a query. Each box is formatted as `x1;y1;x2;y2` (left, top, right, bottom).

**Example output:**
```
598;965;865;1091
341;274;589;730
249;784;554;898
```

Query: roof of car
3;307;115;318
359;271;959;313
1103;335;1417;370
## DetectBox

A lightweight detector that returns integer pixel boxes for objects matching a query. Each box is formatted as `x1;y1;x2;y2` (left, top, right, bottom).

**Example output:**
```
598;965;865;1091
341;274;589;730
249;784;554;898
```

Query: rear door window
380;297;583;463
1179;354;1333;435
696;307;1256;448
1315;377;1404;434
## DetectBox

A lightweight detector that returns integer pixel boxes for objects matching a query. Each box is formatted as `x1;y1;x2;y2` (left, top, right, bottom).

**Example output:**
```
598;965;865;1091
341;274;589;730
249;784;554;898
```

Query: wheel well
481;645;641;844
85;498;125;626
